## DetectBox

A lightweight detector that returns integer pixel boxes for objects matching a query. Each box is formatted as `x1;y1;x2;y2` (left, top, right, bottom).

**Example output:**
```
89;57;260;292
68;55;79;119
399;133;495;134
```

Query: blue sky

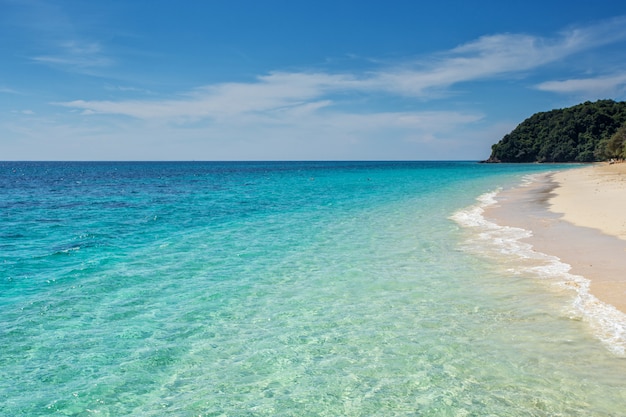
1;0;626;160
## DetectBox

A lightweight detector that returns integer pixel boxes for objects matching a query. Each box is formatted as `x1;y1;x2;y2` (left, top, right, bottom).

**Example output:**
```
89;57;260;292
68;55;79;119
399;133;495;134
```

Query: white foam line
452;188;626;356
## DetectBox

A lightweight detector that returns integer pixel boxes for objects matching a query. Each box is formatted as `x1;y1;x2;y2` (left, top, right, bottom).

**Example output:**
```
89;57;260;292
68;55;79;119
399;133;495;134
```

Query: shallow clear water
1;161;625;416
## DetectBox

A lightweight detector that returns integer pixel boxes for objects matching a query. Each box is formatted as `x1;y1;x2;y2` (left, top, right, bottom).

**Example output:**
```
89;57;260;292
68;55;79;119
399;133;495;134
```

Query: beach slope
486;163;626;314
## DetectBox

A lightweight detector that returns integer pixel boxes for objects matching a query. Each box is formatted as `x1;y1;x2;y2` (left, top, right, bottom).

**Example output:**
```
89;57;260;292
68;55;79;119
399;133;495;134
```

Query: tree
606;123;626;159
486;100;626;162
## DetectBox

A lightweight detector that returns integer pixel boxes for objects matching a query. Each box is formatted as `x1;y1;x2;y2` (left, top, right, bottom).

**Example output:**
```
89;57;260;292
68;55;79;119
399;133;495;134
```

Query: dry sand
550;163;626;241
486;163;626;314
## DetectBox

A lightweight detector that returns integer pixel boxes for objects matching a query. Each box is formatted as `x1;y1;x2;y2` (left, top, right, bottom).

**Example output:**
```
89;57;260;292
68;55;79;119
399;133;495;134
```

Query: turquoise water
2;161;626;416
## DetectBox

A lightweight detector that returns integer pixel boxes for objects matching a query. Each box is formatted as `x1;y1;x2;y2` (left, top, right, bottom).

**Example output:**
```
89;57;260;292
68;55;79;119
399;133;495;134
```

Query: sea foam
452;186;626;356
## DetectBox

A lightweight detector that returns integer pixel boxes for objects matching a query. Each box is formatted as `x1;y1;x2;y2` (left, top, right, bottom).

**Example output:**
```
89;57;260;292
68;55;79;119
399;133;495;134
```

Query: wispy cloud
366;33;557;97
366;15;626;97
32;40;112;70
57;15;626;122
5;0;114;72
535;73;626;96
0;86;21;94
104;85;155;94
43;14;626;159
57;72;355;120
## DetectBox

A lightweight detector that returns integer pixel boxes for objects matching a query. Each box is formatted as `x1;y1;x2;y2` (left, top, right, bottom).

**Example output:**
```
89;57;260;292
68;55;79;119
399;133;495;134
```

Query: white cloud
57;72;355;120
365;33;554;97
104;85;155;94
317;111;483;135
535;73;626;96
21;15;623;160
32;40;112;69
5;0;114;72
366;16;626;97
56;15;626;122
0;86;21;94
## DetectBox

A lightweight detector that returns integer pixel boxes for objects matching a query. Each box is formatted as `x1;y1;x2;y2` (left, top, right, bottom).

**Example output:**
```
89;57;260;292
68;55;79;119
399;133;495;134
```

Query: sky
1;0;626;161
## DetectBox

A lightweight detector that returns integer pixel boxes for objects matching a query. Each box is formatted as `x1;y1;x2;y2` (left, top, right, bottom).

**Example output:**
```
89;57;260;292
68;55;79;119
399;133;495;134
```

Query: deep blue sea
2;161;626;416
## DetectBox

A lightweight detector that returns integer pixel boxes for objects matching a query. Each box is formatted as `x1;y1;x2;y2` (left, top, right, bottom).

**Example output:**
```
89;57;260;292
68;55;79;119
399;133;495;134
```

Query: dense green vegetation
486;100;626;162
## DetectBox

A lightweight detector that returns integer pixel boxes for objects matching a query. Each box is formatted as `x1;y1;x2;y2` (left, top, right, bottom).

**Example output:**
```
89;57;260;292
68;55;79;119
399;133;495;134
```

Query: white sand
550;163;626;241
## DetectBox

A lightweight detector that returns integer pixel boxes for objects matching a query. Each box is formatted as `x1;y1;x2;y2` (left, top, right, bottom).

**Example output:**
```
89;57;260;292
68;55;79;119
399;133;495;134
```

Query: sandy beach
486;163;626;314
550;163;626;240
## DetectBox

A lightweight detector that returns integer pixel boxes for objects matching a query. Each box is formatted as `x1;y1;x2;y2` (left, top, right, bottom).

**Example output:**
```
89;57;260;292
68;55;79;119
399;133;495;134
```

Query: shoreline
485;164;626;315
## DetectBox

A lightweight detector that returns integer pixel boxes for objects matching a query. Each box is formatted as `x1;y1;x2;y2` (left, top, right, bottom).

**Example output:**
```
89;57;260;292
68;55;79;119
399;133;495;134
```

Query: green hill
485;99;626;163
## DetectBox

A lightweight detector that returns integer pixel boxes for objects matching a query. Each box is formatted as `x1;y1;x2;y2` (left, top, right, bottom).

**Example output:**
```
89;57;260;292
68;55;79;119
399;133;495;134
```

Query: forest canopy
486;100;626;163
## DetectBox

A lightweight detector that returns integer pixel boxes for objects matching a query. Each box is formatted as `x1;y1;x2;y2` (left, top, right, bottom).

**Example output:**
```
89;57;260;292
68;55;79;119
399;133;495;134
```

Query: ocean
1;161;625;416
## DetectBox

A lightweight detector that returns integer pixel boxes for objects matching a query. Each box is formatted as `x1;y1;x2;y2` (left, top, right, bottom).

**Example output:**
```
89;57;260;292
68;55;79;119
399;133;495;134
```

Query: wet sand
486;164;626;314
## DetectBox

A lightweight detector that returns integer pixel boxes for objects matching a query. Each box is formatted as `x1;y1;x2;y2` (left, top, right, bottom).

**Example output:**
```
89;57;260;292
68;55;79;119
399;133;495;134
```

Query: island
485;99;626;163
